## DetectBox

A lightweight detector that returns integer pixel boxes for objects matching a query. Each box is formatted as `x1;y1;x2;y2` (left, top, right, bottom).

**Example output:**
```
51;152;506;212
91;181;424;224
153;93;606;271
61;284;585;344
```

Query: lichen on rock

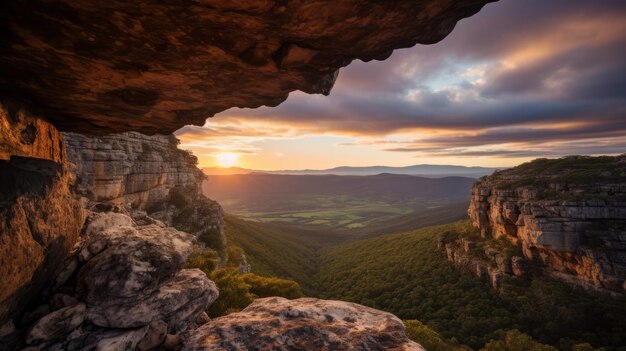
183;297;425;351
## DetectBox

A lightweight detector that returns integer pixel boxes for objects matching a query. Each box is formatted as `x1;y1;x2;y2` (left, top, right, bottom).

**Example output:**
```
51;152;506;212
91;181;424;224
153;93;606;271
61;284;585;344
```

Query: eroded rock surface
0;0;494;135
25;303;85;346
0;103;84;327
468;155;626;295
183;297;425;351
13;210;218;350
76;212;195;306
64;132;203;208
86;269;218;332
439;236;526;289
64;132;226;248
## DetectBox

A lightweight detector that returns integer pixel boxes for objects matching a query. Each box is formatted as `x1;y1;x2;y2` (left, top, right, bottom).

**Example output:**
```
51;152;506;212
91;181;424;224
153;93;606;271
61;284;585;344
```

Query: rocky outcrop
6;209;219;351
0;103;84;327
439;237;527;289
64;132;203;209
183;297;425;351
64;132;225;249
0;0;494;135
468;155;626;295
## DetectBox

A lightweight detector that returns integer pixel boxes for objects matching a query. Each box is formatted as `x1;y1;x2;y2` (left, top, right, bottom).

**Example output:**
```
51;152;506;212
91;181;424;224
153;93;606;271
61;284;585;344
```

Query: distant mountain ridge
203;164;500;178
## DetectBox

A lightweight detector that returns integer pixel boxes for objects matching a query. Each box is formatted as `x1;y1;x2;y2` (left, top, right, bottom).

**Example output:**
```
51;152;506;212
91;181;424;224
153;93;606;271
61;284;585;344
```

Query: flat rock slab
183;297;424;351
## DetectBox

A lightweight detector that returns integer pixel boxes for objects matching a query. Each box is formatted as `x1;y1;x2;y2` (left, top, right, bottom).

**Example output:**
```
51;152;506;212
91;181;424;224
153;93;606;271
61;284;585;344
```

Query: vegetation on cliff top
494;155;626;191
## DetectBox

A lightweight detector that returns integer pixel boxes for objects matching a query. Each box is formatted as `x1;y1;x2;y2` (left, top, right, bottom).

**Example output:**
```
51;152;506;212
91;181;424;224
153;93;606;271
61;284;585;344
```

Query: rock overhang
0;0;495;135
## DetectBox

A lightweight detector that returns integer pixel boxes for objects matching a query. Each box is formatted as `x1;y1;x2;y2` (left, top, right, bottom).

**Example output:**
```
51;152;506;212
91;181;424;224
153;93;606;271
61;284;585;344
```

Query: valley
214;156;626;351
224;212;626;351
203;173;474;229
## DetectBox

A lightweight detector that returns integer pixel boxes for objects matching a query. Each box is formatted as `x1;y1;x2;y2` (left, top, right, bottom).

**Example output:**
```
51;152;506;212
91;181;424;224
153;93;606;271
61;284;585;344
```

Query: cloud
177;0;626;166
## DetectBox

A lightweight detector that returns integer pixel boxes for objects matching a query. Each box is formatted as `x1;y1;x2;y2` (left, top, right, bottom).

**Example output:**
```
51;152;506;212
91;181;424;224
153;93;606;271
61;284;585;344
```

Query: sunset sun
216;152;239;167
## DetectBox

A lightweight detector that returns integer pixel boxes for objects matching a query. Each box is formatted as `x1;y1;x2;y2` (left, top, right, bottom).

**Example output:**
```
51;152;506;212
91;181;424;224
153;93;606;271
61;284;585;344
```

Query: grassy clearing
230;194;416;228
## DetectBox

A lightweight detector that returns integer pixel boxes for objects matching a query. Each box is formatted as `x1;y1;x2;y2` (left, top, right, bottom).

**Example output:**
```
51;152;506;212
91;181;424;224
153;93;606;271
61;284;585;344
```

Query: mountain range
203;164;500;178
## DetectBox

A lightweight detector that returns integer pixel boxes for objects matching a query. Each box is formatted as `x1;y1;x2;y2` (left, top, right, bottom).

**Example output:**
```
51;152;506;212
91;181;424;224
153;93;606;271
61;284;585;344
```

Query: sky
175;0;626;170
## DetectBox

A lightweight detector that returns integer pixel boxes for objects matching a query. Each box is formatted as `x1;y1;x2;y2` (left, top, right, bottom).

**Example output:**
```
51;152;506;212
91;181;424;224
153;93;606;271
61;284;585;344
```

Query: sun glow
215;152;239;167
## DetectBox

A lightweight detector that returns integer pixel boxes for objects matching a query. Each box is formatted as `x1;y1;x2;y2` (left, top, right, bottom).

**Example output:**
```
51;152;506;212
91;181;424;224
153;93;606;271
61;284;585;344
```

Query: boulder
76;213;195;306
86;269;218;332
183;297;425;351
64;325;149;351
25;303;85;346
137;320;168;351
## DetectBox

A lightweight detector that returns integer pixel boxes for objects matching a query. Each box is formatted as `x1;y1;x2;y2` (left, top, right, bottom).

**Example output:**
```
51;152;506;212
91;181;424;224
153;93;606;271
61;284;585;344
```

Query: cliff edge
467;155;626;295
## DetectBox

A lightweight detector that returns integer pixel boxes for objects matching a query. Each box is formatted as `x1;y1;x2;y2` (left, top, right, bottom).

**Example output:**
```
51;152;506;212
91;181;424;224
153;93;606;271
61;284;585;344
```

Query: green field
203;173;475;229
229;194;441;229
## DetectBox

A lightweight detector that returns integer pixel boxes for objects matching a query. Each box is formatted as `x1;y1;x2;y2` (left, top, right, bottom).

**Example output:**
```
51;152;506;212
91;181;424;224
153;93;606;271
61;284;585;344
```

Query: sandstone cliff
467;156;626;295
63;132;225;250
0;103;84;327
64;132;203;208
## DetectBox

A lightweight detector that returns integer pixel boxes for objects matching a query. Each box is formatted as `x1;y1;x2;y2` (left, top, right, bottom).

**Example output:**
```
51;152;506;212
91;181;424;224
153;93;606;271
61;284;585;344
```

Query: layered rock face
64;132;203;209
0;103;84;327
468;156;626;295
0;0;494;135
184;297;425;351
439;236;527;289
63;132;225;247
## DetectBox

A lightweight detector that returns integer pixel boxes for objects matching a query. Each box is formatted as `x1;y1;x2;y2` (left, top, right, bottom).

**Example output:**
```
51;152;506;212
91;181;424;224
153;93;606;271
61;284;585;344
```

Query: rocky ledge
438;236;527;290
2;209;219;351
468;155;626;295
0;0;494;134
2;208;426;350
64;132;203;209
64;131;226;252
184;297;425;351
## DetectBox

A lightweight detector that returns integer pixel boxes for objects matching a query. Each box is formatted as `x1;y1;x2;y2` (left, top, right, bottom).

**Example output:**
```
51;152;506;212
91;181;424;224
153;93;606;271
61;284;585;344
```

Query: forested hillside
223;202;470;289
223;215;331;293
317;222;626;350
224;215;625;350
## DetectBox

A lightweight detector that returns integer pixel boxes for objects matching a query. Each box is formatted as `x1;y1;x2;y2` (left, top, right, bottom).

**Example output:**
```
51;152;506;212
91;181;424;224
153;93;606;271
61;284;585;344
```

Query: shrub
404;320;471;351
206;268;304;318
184;247;218;276
481;330;558;351
242;273;304;299
207;268;256;317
